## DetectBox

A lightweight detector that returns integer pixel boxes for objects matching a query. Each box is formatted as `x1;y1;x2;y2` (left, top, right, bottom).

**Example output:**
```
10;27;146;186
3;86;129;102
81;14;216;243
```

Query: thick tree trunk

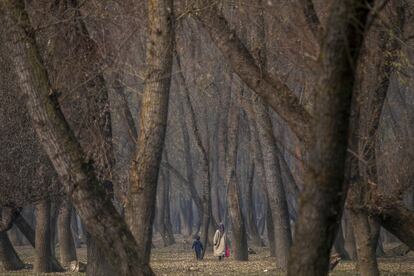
0;232;24;271
34;200;52;273
225;91;248;261
1;2;152;275
287;1;372;275
351;212;380;275
86;233;117;276
254;99;292;269
125;0;174;265
57;199;77;266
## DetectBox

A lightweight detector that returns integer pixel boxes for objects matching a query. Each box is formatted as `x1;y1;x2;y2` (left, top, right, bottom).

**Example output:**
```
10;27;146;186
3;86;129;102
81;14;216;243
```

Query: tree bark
266;198;276;257
162;151;175;245
253;99;292;269
245;163;264;247
57;199;77;266
34;200;52;273
287;1;372;275
125;0;174;265
225;91;248;261
1;2;152;275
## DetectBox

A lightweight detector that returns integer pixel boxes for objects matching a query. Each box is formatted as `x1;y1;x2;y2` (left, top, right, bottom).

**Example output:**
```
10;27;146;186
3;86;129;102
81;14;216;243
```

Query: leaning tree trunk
0;232;24;271
57;199;77;266
1;2;152;275
34;200;52;273
125;0;174;264
287;1;372;275
225;90;249;261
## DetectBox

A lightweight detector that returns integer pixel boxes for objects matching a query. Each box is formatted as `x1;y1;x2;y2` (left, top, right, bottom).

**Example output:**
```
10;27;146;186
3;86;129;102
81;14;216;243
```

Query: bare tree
125;0;174;264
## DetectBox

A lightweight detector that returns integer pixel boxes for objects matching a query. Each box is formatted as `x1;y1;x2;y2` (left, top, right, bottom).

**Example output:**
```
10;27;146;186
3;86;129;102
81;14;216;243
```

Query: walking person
213;223;226;261
192;235;203;260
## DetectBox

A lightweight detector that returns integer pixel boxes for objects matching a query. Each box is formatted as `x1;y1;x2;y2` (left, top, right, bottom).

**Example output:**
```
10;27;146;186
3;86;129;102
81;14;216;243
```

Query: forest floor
1;235;414;275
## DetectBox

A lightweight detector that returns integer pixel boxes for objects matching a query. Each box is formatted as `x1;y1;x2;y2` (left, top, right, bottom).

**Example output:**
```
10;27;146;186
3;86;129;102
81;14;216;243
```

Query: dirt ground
1;235;414;275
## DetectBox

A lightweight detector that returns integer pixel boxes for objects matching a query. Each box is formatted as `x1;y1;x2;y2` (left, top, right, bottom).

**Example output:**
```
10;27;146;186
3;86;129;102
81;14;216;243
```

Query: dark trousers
195;249;202;260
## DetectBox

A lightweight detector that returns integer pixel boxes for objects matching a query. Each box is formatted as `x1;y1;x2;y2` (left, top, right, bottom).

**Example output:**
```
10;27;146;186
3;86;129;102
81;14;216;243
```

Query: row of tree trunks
0;1;152;275
174;50;212;255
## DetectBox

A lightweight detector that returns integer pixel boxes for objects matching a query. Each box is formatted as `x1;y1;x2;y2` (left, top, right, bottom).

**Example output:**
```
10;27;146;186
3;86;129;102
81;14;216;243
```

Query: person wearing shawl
213;223;226;260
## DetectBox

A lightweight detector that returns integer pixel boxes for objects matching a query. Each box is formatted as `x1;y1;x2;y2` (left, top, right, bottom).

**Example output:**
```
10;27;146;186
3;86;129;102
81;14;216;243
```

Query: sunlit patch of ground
1;235;414;275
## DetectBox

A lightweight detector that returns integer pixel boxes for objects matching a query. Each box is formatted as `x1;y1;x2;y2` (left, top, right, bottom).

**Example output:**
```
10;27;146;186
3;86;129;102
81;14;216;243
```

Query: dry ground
1;235;414;275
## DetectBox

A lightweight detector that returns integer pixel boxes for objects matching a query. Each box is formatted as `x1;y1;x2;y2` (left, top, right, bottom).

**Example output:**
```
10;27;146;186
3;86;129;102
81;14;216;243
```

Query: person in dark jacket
192;235;203;260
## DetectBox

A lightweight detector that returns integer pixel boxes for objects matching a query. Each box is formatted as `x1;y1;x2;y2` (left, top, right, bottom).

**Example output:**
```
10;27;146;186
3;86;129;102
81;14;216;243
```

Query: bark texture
57;199;77;266
225;92;248;261
34;200;52;273
125;0;174;264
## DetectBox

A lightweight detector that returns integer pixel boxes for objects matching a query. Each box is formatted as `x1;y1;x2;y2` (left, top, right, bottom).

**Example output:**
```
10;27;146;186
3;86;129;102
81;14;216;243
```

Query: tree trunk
34;200;52;273
225;91;248;261
86;233;117;276
162;152;175;245
266;198;276;257
253;99;292;269
157;166;175;246
0;232;24;271
351;212;380;275
1;2;152;274
8;226;24;246
344;212;357;260
288;1;372;275
245;164;264;247
50;201;59;258
57;199;77;266
333;224;350;260
125;0;174;265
